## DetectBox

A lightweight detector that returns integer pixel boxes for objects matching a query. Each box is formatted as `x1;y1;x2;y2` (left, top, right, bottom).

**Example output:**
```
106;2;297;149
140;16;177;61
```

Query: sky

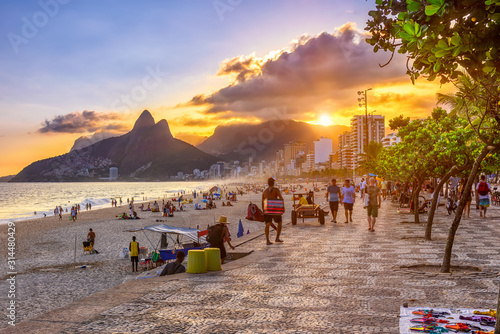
0;0;453;176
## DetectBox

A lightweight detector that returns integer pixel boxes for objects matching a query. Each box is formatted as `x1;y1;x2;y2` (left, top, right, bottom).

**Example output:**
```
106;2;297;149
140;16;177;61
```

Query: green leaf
450;34;461;46
433;60;441;72
483;66;495;73
407;1;421;12
403;22;415;35
376;0;382;4
437;39;448;49
425;5;441;16
452;46;461;57
398;12;408;21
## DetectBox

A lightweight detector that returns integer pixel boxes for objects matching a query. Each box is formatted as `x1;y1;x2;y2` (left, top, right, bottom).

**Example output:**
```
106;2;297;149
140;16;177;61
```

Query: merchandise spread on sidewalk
399;307;496;333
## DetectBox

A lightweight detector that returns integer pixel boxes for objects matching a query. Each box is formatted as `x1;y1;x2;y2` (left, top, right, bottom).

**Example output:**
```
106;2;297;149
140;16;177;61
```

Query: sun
318;114;334;126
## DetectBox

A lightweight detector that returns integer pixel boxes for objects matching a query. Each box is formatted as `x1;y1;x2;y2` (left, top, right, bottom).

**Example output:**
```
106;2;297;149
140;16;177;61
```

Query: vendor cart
291;192;326;225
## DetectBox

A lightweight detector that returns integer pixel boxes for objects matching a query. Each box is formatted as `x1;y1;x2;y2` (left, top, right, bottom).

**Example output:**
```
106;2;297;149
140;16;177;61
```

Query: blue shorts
479;198;490;208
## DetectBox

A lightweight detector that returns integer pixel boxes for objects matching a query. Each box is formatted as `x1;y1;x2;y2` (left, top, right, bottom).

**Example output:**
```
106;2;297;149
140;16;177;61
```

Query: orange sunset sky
0;1;453;177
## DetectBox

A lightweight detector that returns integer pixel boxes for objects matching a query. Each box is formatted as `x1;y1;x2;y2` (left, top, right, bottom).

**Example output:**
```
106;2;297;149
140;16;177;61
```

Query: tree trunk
413;178;422;224
441;145;494;273
425;167;457;241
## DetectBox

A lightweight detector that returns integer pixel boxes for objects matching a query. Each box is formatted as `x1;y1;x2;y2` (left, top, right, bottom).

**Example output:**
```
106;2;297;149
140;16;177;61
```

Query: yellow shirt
130;241;139;257
299;197;308;205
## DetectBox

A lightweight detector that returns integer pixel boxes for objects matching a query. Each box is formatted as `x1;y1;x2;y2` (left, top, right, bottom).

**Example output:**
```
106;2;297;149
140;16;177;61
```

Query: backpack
477;182;489;196
206;224;224;245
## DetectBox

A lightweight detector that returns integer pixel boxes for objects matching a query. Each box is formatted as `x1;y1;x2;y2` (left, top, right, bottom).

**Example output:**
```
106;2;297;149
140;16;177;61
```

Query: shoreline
0;181;220;224
0;182;278;327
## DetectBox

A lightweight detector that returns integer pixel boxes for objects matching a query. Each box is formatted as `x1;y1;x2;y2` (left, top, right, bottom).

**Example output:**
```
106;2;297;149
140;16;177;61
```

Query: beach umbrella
237;219;244;238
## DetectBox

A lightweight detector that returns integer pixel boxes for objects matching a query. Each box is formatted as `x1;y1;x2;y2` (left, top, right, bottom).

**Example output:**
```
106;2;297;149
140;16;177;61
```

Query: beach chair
83;241;93;254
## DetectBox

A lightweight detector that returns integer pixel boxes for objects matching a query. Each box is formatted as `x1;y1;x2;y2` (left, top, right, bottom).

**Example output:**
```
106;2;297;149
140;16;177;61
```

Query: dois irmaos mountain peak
11;110;218;181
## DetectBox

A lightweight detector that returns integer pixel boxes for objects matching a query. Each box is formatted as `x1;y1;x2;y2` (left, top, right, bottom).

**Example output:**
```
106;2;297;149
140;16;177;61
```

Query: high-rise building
109;167;118;180
314;137;333;164
275;149;284;175
350;115;385;167
337;132;352;170
284;141;307;175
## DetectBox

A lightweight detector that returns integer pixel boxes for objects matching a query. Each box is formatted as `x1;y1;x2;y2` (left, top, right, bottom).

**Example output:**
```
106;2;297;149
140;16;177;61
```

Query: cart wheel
291;210;297;225
319;210;325;225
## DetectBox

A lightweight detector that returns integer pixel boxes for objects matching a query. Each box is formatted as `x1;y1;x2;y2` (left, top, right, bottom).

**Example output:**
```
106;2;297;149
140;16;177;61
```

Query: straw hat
216;215;230;224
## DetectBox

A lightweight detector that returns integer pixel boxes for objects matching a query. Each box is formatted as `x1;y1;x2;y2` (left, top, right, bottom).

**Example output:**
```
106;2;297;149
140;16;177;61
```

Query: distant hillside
11;110;219;182
70;132;118;152
0;175;15;182
197;120;349;162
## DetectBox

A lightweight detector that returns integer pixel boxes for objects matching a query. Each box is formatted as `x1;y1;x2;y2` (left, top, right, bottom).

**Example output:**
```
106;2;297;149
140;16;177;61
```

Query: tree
389;114;410;130
365;0;500;276
357;141;384;175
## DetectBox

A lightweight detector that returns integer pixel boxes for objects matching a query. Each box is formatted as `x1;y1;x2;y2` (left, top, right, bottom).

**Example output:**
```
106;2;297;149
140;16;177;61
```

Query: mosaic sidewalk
4;201;500;334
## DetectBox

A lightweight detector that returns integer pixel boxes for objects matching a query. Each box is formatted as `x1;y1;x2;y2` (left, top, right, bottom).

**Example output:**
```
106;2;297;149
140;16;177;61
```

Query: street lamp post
357;88;372;159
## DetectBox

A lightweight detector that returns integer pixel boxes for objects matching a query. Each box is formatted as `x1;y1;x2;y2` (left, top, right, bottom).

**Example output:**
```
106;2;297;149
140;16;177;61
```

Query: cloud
179;117;218;127
186;23;410;120
174;132;208;146
38;110;128;134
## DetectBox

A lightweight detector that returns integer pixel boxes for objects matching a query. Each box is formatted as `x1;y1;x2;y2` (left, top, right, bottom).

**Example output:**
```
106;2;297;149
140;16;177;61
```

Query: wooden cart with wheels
291;192;327;225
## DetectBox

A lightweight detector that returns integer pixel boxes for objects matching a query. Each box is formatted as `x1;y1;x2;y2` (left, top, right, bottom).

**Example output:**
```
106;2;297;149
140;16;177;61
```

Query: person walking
476;175;492;218
262;177;284;245
341;179;356;224
326;178;341;224
207;216;235;264
359;178;366;199
129;236;139;272
459;177;473;218
366;178;382;232
381;178;388;200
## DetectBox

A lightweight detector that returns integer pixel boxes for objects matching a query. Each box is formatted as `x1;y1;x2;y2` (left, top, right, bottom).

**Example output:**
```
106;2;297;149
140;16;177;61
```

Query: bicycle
492;186;500;206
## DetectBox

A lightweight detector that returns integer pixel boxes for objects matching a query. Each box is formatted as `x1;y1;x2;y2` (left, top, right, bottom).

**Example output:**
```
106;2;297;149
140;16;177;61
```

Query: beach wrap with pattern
263;199;285;215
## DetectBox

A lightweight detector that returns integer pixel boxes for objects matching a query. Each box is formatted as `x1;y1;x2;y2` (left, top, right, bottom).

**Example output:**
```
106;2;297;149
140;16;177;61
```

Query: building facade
314;137;333;164
382;132;401;147
350;115;385;168
284;141;307;175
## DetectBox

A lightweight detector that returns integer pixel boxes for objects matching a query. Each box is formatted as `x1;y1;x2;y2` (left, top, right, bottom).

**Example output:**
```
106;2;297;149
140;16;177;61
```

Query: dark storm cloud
187;24;408;119
38;110;127;133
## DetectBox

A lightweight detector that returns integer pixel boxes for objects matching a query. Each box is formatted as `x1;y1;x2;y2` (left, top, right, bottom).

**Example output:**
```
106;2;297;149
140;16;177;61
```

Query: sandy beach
0;183;298;327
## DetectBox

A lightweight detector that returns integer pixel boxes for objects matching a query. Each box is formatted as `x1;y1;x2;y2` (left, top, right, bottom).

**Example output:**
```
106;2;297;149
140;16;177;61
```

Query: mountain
70;131;118;152
197;120;349;162
0;175;15;182
11;110;219;182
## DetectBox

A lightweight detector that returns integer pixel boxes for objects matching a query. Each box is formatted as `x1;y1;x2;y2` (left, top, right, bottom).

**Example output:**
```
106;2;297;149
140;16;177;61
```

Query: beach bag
263;199;285;215
120;247;129;258
477;182;489;196
206;224;224;245
246;203;265;222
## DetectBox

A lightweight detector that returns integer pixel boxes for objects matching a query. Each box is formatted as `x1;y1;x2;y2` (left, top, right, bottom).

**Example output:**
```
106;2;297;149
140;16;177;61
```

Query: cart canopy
125;224;203;243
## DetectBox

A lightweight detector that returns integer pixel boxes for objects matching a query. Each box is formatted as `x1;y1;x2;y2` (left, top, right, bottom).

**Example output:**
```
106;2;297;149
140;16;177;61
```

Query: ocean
0;181;214;224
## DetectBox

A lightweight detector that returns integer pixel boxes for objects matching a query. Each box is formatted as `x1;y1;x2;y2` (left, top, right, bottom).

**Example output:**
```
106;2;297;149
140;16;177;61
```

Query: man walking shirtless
262;177;284;245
